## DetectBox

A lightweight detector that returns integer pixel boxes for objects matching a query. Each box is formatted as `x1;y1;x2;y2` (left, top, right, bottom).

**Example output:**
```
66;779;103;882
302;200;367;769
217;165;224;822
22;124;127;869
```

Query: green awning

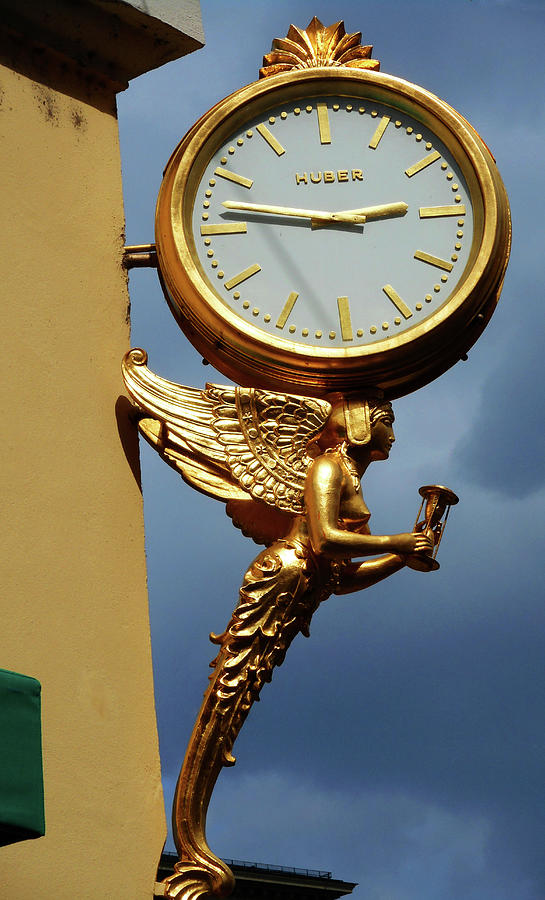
0;668;45;845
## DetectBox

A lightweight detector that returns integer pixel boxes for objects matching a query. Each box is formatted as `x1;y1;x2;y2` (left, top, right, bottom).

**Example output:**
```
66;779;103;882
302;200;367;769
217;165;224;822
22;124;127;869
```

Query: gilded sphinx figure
122;349;433;900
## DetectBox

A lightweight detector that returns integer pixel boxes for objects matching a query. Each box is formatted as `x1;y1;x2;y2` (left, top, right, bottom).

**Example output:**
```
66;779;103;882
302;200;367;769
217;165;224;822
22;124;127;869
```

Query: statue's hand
395;531;434;556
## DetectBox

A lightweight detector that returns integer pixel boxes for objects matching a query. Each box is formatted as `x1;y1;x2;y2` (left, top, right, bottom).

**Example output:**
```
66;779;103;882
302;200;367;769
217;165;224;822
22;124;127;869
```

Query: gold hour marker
419;205;466;218
214;167;253;188
414;250;454;272
405;150;441;177
337;296;353;341
382;284;412;319
224;263;261;290
317;102;331;144
276;291;299;329
200;223;247;235
369;116;390;149
256;123;285;156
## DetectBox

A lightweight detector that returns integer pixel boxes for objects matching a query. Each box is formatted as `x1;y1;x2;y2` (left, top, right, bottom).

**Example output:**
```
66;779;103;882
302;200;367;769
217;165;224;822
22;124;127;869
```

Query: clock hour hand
222;200;366;225
336;201;409;220
311;201;408;229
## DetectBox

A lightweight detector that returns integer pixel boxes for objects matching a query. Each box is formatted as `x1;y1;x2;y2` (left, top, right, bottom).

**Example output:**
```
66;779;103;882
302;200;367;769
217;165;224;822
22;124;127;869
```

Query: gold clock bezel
155;68;510;399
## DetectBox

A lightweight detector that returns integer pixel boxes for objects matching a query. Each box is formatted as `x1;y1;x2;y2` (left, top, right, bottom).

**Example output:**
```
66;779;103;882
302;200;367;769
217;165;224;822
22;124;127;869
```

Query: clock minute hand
221;200;366;225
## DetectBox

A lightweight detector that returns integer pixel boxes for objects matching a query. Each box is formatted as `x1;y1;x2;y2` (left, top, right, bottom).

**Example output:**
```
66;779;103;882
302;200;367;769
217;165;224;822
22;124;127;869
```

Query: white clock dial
191;94;473;348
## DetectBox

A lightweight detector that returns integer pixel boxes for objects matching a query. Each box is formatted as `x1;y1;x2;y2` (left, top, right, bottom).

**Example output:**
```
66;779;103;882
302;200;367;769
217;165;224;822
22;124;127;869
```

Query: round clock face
156;69;510;397
192;96;472;349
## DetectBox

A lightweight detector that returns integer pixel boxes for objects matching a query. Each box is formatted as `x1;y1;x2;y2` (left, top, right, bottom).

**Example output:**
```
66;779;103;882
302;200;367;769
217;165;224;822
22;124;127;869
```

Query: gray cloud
207;771;542;900
454;339;545;497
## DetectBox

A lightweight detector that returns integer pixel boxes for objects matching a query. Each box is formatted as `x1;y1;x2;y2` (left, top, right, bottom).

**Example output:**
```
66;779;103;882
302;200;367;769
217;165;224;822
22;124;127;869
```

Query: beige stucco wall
0;45;166;898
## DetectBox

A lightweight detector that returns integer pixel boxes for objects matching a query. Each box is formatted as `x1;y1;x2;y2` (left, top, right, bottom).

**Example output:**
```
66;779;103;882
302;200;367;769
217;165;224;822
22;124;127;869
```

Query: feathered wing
121;349;331;544
217;386;331;514
122;348;246;503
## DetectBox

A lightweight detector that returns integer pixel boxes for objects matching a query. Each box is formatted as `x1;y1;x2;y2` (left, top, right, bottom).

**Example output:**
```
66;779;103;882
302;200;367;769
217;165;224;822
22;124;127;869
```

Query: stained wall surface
0;46;166;899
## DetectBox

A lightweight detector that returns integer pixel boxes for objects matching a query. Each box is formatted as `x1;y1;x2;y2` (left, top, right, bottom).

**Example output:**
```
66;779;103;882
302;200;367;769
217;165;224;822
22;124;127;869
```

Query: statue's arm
305;456;429;560
334;554;405;595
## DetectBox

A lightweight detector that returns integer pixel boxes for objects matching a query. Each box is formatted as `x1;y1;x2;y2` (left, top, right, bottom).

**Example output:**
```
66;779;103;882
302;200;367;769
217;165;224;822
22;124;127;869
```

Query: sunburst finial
259;16;380;79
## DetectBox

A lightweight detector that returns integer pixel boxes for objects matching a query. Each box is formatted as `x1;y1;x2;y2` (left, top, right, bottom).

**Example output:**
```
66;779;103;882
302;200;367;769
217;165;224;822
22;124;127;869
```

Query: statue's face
369;413;395;460
319;399;395;455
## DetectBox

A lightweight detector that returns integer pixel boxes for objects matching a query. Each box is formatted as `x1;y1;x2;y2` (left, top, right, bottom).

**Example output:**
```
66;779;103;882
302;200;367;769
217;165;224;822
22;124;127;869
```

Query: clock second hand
221;200;366;225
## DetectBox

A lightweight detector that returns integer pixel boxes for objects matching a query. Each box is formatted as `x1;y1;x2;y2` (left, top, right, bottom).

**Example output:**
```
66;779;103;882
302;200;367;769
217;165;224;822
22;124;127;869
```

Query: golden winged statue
122;348;434;900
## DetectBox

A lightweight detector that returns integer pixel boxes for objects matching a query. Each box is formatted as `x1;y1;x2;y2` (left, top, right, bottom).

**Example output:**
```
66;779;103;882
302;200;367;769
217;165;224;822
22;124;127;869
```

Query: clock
155;65;510;398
